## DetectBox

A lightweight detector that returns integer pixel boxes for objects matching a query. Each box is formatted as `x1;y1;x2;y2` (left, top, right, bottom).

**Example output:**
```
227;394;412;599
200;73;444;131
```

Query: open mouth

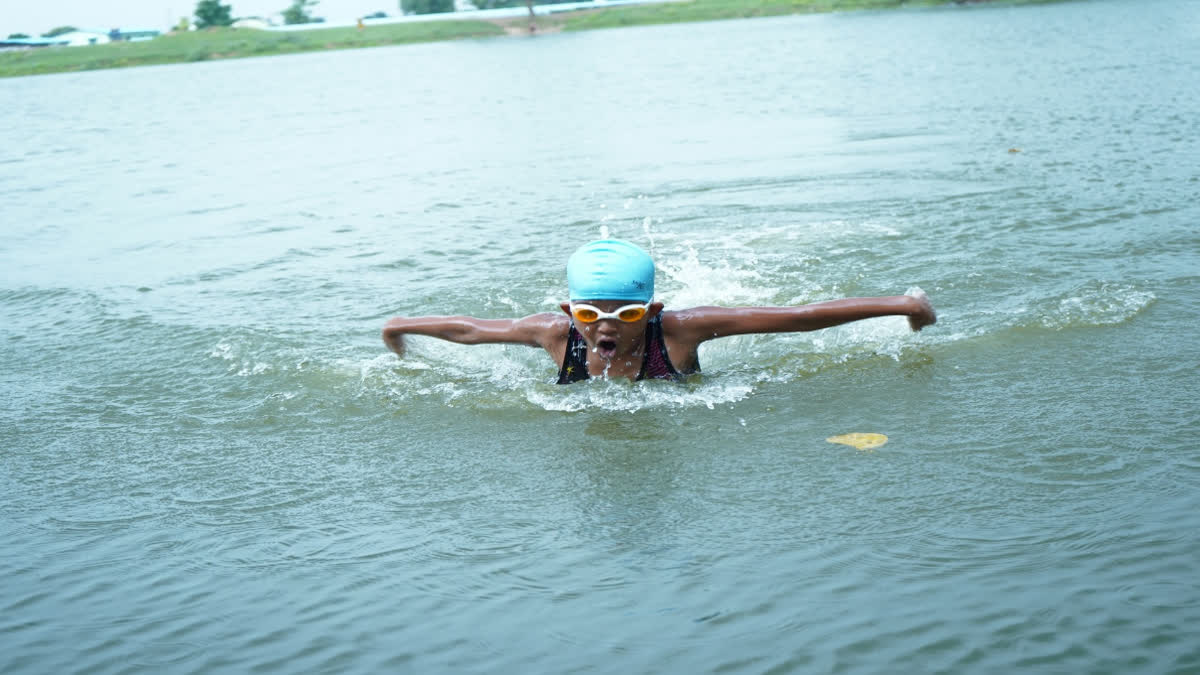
595;339;618;359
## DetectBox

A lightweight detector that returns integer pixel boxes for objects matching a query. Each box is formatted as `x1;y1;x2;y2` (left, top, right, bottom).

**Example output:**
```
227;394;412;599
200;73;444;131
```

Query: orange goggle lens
570;303;649;323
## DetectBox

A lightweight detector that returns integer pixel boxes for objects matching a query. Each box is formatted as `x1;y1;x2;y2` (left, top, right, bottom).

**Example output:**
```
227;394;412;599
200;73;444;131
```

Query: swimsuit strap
638;315;683;381
556;323;590;384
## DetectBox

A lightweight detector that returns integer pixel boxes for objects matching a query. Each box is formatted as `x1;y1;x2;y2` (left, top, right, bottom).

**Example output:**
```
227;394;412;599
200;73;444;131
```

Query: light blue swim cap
566;239;655;302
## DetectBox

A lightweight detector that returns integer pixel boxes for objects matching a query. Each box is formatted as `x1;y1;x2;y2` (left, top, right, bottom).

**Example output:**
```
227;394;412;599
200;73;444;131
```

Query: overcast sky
3;0;404;35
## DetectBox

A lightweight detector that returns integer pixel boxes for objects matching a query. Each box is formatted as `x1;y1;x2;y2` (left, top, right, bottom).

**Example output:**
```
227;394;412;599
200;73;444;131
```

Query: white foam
1041;283;1156;330
209;342;235;360
524;376;756;413
235;363;271;377
657;244;777;308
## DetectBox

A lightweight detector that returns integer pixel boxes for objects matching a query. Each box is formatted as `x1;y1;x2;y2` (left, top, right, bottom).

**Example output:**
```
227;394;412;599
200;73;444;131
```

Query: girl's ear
647;301;664;319
559;301;573;316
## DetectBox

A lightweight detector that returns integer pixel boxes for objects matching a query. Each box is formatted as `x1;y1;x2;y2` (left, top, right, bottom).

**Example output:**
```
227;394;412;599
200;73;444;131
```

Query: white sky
3;0;403;35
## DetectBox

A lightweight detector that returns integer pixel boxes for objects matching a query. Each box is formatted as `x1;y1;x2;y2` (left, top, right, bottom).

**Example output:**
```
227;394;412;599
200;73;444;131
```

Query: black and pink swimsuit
556;315;697;384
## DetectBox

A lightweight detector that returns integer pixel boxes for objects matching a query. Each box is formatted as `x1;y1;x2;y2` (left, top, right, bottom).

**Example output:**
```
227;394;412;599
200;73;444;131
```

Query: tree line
192;0;323;27
193;0;589;26
192;0;447;25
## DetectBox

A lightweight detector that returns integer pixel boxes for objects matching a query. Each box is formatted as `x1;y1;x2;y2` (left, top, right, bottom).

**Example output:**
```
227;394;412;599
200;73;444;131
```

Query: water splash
1038;282;1156;330
990;281;1157;333
657;244;777;308
524;376;756;413
205;233;1155;416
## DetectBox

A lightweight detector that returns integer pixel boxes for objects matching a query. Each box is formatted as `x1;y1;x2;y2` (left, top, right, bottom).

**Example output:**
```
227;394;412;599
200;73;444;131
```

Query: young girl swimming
382;239;936;383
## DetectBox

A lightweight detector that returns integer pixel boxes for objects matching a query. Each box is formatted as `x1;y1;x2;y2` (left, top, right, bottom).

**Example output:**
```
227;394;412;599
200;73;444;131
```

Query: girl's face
561;300;662;361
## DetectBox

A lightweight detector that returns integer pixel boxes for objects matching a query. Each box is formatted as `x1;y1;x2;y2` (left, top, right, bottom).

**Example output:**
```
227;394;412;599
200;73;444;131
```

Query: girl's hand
382;328;407;357
906;292;937;332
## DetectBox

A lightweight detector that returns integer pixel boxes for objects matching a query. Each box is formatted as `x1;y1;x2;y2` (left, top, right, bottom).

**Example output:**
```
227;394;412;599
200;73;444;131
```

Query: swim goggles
569;302;649;323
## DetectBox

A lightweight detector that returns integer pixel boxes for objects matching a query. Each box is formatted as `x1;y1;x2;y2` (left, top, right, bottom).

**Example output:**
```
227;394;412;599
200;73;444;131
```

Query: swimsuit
556;315;697;384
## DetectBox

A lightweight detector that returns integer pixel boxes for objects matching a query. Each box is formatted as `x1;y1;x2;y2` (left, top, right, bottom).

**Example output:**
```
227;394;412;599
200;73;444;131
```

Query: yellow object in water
826;433;888;451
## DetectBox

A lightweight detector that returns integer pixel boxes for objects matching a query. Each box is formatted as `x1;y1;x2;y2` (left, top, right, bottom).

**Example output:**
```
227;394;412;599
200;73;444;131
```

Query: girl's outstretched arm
382;313;567;357
668;294;936;346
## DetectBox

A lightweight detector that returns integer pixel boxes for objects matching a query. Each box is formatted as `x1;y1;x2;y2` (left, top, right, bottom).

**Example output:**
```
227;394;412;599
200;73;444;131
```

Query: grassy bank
1;0;1071;78
0;21;504;78
557;0;1069;30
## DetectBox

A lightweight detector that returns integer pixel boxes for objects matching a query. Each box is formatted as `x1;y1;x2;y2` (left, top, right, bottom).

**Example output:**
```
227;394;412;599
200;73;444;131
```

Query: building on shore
0;28;160;50
232;17;275;30
111;29;161;41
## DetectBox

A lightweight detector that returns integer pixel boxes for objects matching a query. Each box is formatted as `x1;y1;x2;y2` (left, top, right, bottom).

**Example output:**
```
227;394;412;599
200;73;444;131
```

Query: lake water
3;0;1199;672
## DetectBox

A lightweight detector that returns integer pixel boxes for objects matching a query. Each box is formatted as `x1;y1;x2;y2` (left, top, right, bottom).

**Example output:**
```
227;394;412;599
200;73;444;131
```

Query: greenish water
2;0;1199;672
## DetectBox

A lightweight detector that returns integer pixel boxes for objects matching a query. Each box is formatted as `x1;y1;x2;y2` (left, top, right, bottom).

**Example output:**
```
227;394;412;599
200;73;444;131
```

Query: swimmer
382;239;937;383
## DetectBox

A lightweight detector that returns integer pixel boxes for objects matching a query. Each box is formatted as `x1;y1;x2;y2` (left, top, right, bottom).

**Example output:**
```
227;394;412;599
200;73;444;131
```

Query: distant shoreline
0;0;1074;79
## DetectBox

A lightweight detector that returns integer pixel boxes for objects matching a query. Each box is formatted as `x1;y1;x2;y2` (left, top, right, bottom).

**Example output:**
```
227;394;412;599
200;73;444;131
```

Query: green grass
561;0;923;29
0;0;1077;78
0;21;504;78
560;0;1075;30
